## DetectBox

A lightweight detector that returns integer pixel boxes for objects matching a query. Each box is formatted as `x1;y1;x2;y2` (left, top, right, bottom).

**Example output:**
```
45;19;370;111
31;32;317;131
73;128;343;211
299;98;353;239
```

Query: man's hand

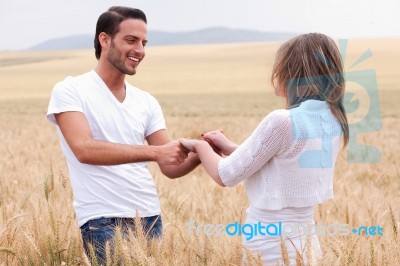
154;140;189;165
147;130;199;178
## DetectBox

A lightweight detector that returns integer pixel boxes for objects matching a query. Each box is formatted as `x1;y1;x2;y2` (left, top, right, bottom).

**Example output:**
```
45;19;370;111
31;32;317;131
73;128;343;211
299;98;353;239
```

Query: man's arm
55;111;187;166
146;130;200;179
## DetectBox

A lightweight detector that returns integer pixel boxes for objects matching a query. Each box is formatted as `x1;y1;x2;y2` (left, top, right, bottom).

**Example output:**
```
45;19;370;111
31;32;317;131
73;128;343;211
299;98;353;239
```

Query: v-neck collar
91;70;128;106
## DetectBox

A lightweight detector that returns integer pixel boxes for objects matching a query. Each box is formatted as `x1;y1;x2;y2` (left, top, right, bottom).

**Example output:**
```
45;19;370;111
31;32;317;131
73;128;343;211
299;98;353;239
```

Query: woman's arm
179;139;225;186
181;110;291;187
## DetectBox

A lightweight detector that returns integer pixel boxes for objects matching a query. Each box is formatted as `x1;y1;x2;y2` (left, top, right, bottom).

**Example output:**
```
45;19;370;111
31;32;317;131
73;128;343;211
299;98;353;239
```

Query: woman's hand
201;130;238;156
178;138;205;153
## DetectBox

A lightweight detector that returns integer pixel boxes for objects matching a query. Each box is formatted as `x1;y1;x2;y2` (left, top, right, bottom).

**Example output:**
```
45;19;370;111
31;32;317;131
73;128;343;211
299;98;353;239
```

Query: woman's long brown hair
271;33;349;147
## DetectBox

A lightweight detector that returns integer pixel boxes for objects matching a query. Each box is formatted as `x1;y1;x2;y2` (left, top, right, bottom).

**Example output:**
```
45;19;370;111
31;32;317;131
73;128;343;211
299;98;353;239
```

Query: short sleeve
144;94;166;137
46;79;84;125
218;110;291;187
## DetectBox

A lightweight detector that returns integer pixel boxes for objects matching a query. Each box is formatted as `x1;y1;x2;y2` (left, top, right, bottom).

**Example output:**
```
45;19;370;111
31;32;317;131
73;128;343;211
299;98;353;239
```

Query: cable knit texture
218;100;342;210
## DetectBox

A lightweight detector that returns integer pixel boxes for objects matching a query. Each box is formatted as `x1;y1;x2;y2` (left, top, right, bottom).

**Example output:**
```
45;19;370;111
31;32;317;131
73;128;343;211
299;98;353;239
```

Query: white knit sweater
218;100;343;210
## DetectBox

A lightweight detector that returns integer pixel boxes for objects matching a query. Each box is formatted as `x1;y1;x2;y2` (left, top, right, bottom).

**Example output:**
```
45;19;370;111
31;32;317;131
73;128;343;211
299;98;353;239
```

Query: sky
0;0;399;51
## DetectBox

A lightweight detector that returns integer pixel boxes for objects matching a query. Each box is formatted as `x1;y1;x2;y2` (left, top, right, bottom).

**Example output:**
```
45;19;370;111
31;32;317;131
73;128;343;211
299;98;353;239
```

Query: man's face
106;18;147;75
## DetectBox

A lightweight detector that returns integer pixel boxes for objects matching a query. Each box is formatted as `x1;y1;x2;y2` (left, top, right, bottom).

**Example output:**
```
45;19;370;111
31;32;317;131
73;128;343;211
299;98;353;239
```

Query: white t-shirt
47;70;166;227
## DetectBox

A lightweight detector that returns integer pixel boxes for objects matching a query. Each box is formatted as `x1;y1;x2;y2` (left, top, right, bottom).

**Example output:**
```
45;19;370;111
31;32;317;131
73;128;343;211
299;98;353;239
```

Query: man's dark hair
94;6;147;59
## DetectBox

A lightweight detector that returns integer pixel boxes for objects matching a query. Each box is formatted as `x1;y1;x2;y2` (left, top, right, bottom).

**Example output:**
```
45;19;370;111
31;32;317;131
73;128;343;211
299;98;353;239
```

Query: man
47;6;199;263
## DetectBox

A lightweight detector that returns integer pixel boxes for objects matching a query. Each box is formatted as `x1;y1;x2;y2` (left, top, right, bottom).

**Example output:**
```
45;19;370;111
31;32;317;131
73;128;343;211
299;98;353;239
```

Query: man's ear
98;32;110;51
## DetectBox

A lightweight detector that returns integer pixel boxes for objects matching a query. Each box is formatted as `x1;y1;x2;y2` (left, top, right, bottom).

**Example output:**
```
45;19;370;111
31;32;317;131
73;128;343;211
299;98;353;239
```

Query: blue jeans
80;215;162;265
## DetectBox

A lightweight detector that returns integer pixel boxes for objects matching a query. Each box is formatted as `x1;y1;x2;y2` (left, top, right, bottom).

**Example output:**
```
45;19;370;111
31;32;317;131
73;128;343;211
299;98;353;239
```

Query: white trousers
243;205;322;265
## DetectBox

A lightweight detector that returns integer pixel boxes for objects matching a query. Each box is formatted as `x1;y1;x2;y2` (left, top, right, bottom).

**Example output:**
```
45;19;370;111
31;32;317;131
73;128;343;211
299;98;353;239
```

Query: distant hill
29;34;95;51
28;27;296;51
147;27;295;45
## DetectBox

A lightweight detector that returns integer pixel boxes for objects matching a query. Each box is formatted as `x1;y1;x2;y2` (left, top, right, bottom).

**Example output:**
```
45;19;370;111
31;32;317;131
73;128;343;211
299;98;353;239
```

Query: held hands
201;129;237;156
155;140;189;165
178;138;204;153
156;129;236;166
179;129;237;156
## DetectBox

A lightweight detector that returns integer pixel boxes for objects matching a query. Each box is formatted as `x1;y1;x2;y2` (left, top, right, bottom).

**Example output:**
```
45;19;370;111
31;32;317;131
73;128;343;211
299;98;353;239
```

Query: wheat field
0;39;399;265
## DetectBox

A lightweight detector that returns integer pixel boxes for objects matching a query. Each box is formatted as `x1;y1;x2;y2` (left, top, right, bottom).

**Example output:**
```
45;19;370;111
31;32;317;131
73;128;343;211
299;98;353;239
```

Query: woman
179;33;349;265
